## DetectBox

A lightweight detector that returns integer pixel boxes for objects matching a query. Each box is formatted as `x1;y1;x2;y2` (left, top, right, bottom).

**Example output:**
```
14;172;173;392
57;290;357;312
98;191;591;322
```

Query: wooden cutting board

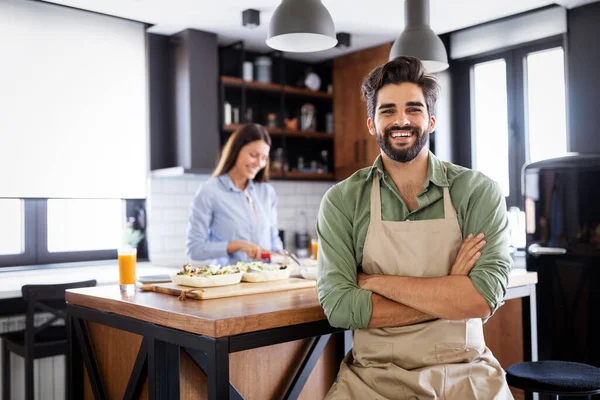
142;278;316;300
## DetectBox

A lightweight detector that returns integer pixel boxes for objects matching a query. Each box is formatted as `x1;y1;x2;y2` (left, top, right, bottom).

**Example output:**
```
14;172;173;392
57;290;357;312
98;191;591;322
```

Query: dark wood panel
333;43;391;181
220;76;333;99
83;322;148;400
223;124;333;138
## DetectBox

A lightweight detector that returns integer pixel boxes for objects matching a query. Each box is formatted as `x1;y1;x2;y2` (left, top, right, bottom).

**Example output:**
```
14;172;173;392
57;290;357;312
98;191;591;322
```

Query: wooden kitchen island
65;270;538;400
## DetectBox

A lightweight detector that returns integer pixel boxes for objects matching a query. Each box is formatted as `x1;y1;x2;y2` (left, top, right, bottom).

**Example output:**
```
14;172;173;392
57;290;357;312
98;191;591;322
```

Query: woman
186;123;284;266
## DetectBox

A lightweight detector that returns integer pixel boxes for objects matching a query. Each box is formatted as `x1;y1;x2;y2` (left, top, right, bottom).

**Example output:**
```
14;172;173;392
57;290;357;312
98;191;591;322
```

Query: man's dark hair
361;56;440;122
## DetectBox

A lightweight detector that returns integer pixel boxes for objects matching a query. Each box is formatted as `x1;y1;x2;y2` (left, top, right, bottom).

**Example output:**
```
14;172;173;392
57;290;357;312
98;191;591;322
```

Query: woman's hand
228;240;271;260
449;233;486;276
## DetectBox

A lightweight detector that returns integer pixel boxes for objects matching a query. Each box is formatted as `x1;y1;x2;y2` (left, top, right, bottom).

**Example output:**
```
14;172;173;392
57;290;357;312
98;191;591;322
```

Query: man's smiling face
367;82;436;163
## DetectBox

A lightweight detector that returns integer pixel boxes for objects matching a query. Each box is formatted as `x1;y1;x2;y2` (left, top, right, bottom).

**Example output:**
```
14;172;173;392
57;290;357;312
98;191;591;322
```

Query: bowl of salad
171;263;243;287
236;262;290;283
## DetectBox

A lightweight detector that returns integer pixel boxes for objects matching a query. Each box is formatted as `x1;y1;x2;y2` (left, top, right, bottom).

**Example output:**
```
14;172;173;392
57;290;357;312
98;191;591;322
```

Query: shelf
283;85;332;99
223;125;333;140
270;171;335;181
220;76;332;100
283;130;334;139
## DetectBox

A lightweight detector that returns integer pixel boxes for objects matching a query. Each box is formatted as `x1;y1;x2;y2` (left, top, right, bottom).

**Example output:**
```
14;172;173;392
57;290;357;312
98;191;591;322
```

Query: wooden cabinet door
333;43;391;181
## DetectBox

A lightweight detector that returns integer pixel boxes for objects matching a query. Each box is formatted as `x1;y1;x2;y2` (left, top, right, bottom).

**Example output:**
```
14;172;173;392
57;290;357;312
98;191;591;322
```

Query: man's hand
450;233;486;276
357;272;372;290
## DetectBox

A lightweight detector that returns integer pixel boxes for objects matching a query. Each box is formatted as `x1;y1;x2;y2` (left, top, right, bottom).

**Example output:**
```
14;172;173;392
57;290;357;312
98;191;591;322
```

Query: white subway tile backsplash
151;194;179;208
187;176;210;195
163;209;190;223
176;194;195;207
148;209;163;223
149;179;162;194
164;237;185;251
277;208;295;220
162;179;189;194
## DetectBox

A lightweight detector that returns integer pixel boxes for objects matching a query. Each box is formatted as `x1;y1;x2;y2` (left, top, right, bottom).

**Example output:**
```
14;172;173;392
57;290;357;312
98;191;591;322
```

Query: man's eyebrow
377;103;396;110
406;101;425;108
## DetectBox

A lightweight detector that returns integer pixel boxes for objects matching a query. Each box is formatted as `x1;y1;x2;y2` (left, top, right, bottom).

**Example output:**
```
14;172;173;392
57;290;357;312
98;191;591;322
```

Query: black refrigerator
524;154;600;393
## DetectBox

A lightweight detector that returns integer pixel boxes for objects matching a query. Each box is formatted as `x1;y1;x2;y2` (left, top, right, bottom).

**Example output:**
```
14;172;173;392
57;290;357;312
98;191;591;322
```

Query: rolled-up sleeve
316;185;373;330
463;180;513;319
185;189;229;261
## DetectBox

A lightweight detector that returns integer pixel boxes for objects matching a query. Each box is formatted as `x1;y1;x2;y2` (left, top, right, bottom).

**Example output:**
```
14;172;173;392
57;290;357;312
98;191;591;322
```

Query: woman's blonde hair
212;123;272;182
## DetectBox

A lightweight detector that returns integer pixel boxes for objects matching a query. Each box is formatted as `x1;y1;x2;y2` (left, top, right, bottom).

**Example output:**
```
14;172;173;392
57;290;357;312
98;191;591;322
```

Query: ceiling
43;0;598;62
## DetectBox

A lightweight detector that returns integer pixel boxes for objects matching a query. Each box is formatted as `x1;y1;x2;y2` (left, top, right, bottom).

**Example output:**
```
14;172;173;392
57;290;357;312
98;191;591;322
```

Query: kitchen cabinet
333;43;391;181
148;30;220;174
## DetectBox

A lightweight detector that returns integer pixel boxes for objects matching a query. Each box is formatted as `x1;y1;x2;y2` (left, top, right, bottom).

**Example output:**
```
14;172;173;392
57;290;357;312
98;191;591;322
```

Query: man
317;56;513;399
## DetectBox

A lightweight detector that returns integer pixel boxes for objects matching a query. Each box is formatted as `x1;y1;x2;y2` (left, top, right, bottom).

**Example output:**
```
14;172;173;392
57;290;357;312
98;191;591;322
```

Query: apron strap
442;187;458;220
441;164;458;220
370;171;382;222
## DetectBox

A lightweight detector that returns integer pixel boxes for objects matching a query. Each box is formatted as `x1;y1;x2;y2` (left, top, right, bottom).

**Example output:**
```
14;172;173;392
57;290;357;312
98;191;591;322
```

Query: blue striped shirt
186;174;284;266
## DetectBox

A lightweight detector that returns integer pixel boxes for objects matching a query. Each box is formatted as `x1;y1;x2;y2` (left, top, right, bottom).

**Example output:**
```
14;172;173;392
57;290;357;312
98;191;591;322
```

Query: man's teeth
391;132;412;138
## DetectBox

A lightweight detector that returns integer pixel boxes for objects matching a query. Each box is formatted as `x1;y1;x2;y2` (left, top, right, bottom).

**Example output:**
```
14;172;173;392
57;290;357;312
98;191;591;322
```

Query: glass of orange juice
118;248;137;294
311;238;319;261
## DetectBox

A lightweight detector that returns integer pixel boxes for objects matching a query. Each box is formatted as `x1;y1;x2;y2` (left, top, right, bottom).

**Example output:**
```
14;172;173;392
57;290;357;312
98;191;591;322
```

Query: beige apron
325;171;513;400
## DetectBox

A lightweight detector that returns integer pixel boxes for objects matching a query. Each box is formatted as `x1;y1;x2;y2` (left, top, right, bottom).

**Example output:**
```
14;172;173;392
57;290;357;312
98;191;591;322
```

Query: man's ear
429;115;436;133
367;118;376;136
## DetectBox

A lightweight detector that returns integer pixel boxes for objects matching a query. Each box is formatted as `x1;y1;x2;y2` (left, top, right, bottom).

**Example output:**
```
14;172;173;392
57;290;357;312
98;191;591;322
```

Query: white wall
433;69;453;163
147;176;333;266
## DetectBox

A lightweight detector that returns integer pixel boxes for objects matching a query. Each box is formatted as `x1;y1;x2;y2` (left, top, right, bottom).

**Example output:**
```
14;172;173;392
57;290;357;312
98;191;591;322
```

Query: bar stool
1;279;96;400
506;361;600;399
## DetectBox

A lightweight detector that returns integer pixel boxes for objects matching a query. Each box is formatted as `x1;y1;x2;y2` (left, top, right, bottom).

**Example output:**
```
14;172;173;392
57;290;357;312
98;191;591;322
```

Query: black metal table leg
148;338;180;400
285;334;332;400
66;315;83;400
207;337;230;400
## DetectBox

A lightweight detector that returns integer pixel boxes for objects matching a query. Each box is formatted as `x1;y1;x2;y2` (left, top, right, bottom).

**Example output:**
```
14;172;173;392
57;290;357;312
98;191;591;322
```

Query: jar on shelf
271;148;284;171
255;56;272;83
267;113;278;128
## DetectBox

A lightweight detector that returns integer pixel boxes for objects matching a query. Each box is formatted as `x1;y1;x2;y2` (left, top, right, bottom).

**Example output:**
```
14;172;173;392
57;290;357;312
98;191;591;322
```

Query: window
525;47;567;163
453;37;567;208
0;199;23;255
471;59;510;197
47;199;123;252
0;198;145;267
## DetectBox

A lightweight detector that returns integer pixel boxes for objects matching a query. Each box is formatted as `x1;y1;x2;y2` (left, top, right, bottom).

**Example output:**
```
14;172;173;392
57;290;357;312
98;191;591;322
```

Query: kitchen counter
65;270;538;400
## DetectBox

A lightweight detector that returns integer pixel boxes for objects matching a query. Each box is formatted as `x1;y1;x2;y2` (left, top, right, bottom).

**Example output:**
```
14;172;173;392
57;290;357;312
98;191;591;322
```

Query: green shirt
316;152;513;330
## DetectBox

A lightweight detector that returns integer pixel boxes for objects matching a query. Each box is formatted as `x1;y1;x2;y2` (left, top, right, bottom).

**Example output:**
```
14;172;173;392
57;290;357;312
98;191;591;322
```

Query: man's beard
376;124;429;163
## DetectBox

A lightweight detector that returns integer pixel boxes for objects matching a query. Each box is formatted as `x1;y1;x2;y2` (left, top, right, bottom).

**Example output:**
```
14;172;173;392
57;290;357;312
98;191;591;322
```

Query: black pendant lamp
389;0;449;73
267;0;337;52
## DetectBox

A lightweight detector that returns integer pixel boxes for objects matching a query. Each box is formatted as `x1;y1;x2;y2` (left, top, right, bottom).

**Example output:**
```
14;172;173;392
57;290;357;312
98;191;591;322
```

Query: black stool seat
506;361;600;395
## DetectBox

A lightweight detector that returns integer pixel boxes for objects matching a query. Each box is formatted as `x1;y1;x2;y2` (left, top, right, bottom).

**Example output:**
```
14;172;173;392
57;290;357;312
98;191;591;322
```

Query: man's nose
396;112;412;127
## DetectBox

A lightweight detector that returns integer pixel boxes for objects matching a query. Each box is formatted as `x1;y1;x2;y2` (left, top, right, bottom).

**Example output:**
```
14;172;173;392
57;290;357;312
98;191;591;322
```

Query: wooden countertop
66;270;537;338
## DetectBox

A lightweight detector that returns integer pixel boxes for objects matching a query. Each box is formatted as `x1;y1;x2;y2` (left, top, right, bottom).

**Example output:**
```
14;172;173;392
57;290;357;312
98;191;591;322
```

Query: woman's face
234;139;270;180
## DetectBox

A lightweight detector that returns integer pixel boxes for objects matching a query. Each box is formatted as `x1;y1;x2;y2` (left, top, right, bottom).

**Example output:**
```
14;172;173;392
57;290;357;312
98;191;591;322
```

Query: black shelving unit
219;41;335;181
